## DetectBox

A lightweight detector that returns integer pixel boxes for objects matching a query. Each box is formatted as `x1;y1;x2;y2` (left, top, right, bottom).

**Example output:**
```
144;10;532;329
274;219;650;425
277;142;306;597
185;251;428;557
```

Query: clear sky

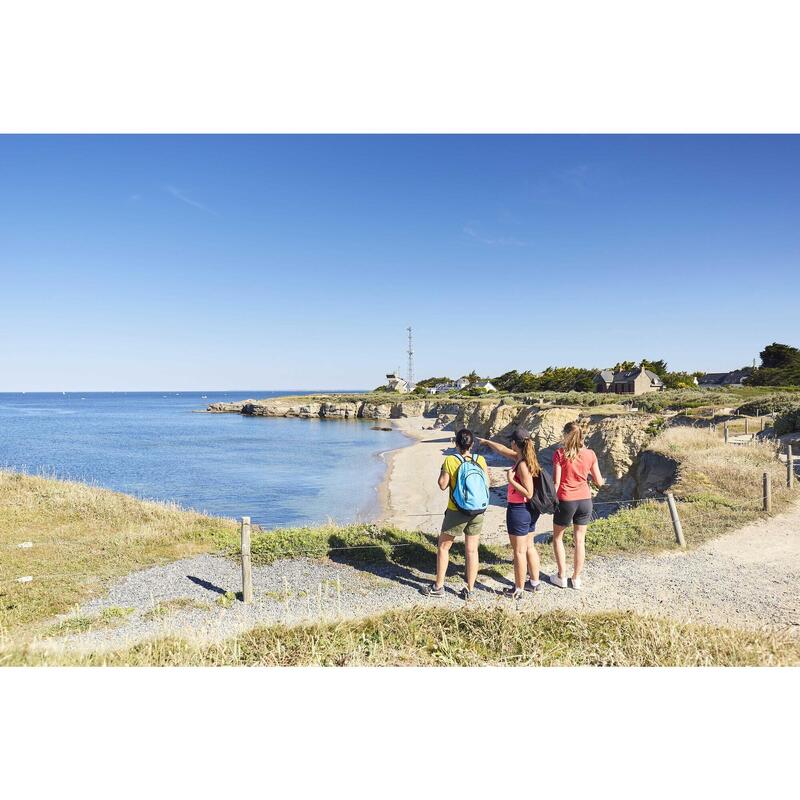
1;134;798;391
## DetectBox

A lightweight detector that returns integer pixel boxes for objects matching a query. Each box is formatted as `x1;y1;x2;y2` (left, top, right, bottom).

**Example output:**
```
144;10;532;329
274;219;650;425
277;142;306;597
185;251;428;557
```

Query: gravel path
40;502;800;653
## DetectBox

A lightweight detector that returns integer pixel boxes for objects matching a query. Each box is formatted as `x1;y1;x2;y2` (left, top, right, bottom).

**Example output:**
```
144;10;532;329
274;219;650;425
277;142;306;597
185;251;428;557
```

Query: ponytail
562;421;584;462
521;438;541;477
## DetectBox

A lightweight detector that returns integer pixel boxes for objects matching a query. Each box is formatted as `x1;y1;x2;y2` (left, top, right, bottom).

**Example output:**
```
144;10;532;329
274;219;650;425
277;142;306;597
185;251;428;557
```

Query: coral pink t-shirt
553;447;597;501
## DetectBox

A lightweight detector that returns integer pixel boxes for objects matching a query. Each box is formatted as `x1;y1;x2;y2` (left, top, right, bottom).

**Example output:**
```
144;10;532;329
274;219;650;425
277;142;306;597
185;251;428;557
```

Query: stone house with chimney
594;364;665;395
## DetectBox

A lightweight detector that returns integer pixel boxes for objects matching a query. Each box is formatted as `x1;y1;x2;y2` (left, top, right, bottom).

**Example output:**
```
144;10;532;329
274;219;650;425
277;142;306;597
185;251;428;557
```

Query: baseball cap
508;426;532;444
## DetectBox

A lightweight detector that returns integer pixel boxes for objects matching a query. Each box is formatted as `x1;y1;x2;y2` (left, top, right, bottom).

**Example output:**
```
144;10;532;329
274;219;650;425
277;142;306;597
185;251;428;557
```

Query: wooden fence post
763;473;772;513
723;421;729;443
744;417;749;435
761;416;765;432
665;492;685;547
240;516;253;603
789;445;795;490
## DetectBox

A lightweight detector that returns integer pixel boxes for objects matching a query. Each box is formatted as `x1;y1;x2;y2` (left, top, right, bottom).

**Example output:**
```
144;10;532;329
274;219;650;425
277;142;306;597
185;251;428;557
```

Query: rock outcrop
205;395;671;501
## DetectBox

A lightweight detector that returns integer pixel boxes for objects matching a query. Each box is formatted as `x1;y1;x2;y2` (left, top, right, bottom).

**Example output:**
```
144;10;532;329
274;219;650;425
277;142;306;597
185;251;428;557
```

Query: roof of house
698;368;752;385
596;370;614;382
611;367;664;385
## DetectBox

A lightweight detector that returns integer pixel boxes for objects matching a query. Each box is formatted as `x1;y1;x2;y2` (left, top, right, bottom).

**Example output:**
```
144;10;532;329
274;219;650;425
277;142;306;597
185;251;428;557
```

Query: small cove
0;392;409;527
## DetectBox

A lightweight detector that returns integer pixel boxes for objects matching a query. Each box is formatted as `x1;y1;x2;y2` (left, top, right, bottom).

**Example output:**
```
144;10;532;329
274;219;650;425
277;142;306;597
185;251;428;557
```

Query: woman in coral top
551;421;604;590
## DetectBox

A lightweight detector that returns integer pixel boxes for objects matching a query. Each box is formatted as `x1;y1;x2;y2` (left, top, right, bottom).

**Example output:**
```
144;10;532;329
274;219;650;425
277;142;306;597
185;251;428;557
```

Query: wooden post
788;445;795;490
240;516;253;604
763;473;772;514
761;416;765;432
723;421;729;443
744;417;749;435
665;492;685;547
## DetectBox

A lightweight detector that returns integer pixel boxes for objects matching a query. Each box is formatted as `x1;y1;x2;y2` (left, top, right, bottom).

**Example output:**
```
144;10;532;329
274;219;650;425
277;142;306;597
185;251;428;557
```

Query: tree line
396;342;800;394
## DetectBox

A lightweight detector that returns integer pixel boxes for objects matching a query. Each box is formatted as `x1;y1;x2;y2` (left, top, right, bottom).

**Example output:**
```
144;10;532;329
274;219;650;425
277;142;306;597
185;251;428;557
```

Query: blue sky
1;135;798;391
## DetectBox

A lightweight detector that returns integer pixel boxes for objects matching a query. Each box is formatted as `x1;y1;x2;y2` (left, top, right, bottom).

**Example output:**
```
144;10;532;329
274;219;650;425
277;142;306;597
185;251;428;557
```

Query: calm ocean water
0;392;409;527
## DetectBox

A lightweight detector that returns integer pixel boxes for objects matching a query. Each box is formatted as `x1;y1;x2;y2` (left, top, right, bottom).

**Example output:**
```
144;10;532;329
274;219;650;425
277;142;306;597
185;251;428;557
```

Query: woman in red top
551;421;604;590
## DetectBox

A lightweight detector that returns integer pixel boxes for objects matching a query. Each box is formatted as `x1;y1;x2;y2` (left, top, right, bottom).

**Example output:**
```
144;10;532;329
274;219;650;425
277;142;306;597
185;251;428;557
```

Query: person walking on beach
477;428;543;599
551;421;604;590
422;428;489;601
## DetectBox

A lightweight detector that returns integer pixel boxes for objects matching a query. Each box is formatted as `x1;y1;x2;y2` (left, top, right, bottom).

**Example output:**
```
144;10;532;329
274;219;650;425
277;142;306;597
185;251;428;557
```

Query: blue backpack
451;453;490;517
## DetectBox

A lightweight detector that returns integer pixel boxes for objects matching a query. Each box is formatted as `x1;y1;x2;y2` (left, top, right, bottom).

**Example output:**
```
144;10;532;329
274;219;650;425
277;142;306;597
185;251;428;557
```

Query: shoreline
379;417;554;544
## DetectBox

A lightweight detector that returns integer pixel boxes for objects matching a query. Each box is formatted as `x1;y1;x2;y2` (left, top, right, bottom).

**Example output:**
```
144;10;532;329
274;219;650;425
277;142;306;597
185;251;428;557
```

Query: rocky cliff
206;396;669;501
207;396;443;419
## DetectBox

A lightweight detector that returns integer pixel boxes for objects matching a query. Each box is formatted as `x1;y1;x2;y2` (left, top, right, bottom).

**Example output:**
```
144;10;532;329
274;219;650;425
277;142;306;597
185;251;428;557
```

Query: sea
0;391;410;527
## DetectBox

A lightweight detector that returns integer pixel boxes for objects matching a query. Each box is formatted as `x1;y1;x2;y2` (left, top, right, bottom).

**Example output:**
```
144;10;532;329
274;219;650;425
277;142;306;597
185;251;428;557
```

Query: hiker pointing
422;428;489;601
478;427;552;599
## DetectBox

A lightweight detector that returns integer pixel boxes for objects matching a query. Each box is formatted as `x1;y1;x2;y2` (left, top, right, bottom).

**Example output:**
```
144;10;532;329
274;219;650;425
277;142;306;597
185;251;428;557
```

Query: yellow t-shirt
442;453;488;511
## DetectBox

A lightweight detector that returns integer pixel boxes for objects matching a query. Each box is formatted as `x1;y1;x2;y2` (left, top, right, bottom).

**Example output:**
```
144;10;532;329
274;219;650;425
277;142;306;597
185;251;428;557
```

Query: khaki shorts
441;508;484;537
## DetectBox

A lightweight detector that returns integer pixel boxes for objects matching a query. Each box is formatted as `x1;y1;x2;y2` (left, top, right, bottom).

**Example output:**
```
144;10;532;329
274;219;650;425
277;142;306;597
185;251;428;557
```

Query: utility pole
406;326;415;386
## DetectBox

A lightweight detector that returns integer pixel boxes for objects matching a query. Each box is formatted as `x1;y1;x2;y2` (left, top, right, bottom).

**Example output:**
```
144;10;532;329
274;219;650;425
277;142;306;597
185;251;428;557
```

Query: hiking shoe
421;584;445;598
503;586;524;601
525;579;542;593
569;576;582;590
550;574;568;589
460;586;473;601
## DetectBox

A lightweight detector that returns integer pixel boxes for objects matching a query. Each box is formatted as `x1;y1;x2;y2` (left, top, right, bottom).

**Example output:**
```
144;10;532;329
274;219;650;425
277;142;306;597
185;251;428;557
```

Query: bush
774;405;800;435
737;393;800;416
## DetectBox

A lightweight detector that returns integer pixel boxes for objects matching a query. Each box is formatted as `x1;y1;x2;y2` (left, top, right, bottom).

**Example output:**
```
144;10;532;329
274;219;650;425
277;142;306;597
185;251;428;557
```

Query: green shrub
774;405;800;435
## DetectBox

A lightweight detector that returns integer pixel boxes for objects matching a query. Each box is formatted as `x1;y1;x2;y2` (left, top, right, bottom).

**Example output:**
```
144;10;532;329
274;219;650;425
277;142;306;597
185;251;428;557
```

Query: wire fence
5;442;797;588
0;490;779;587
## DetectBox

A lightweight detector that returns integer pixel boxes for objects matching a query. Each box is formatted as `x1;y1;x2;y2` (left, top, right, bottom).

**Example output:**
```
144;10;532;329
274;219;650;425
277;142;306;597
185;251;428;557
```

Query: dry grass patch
584;428;795;555
0;470;237;635
3;607;798;666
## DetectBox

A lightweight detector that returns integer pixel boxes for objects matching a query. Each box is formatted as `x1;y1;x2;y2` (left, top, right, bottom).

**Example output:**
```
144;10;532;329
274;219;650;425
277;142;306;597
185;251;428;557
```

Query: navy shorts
506;502;540;536
553;498;593;527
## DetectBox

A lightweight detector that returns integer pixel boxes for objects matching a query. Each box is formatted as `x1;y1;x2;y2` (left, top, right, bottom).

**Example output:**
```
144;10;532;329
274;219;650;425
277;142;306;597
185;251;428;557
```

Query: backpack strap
452;453;465;464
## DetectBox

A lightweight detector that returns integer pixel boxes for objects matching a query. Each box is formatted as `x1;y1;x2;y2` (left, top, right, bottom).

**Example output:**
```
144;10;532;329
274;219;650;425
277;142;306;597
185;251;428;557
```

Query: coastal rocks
633;451;679;499
245;399;323;418
586;414;659;498
523;407;582;450
318;401;362;419
360;402;395;419
390;400;428;418
207;401;250;413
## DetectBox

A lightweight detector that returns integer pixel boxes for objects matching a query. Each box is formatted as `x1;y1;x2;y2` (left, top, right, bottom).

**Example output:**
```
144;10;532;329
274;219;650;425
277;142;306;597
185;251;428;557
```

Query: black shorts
553;498;593;527
506;502;540;536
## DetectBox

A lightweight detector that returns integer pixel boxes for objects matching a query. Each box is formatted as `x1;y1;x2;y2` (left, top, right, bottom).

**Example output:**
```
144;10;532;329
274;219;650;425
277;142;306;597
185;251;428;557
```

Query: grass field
0;470;236;635
5;607;798;666
321;385;800;413
584;428;794;552
1;426;795;661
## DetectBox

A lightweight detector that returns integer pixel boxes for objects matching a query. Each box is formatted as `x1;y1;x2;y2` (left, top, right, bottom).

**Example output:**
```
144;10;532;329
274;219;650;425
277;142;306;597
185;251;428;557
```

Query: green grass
216;591;237;608
143;598;213;620
0;469;238;636
290;387;800;414
581;427;796;553
4;607;797;666
2;424;796;650
43;605;135;637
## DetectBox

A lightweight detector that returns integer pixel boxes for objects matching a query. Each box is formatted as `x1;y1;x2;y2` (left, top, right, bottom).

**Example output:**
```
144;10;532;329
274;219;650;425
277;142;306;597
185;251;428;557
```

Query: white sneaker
550;574;568;588
570;576;582;590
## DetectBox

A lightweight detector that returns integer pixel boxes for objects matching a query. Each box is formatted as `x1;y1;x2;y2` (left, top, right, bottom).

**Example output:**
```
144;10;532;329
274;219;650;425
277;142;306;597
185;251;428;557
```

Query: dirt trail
540;504;800;632
40;499;800;655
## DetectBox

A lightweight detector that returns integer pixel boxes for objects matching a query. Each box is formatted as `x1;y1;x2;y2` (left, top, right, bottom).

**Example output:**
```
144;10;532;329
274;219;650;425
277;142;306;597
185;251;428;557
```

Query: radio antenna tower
406;326;415;386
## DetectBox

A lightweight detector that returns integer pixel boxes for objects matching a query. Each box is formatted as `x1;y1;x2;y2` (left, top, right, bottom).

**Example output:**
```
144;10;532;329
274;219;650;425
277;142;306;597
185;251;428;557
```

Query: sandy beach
380;416;554;544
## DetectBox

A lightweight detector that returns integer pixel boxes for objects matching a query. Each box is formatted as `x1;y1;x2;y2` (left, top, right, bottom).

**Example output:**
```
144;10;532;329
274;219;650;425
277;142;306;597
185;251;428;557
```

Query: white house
429;376;495;394
385;372;411;393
